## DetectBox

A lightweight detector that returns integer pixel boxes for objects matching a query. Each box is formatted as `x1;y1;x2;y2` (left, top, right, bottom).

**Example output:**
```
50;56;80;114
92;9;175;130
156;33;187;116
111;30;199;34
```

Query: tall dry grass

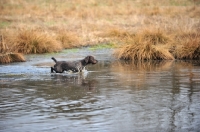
114;28;174;60
174;31;200;59
6;29;62;54
0;0;199;61
113;27;200;60
0;35;25;63
0;53;25;64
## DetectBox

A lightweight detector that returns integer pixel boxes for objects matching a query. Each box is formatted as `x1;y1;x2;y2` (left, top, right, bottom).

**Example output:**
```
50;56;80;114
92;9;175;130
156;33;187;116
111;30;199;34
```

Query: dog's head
84;56;98;65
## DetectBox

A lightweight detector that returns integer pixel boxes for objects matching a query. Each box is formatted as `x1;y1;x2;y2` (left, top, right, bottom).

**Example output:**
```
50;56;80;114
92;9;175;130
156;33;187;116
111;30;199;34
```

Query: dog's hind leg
51;67;64;73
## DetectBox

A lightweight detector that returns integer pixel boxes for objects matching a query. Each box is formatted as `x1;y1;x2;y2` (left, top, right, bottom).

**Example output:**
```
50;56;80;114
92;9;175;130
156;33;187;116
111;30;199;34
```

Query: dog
51;56;98;73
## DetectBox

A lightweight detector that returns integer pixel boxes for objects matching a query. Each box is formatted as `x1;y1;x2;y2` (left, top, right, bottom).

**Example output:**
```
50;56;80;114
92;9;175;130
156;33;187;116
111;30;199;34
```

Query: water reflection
112;60;173;71
0;57;200;132
50;73;98;91
109;60;173;88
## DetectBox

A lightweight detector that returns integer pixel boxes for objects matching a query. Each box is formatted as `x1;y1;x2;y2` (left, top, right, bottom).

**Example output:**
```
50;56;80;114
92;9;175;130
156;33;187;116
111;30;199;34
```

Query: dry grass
114;27;200;60
174;31;200;59
56;29;81;49
0;53;25;64
0;35;26;63
6;29;62;54
0;0;200;61
115;43;174;60
114;28;174;60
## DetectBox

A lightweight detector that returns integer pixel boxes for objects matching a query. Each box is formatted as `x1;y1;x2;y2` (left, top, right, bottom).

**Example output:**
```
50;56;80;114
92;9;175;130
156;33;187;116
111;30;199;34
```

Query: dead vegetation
174;31;200;59
0;0;200;63
56;29;81;49
7;29;62;54
0;35;25;64
0;53;25;64
113;28;175;60
113;27;200;60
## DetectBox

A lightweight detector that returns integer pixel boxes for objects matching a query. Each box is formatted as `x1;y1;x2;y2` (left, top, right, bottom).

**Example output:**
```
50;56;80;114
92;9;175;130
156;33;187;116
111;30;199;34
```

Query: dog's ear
84;56;90;63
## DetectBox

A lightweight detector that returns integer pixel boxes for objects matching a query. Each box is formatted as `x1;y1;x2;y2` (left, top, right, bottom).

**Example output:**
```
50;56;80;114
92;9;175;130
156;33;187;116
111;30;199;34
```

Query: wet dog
51;56;98;73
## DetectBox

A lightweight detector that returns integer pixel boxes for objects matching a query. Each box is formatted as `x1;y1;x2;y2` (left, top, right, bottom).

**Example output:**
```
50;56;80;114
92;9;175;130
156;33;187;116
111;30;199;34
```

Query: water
0;48;200;132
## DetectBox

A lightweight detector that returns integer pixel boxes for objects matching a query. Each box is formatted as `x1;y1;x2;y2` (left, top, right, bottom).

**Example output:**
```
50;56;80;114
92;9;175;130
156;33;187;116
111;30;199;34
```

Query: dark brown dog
51;56;98;73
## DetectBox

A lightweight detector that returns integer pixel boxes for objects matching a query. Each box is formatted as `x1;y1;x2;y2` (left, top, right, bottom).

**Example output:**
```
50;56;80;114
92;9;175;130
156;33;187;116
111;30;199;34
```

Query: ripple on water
1;52;200;132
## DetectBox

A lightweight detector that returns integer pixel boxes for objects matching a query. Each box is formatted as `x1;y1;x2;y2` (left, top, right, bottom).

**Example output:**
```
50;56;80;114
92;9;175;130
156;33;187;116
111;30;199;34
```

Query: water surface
0;48;200;132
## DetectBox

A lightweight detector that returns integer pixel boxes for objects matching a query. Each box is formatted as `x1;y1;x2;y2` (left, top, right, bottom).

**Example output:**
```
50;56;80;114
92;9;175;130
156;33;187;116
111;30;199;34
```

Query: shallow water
0;48;200;132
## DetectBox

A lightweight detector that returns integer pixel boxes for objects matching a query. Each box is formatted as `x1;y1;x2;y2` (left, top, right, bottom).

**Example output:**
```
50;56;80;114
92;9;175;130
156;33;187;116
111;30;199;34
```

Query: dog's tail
51;57;57;63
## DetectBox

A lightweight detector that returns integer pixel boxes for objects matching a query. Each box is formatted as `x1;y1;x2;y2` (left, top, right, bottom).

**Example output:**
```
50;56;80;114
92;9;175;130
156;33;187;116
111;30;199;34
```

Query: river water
0;48;200;132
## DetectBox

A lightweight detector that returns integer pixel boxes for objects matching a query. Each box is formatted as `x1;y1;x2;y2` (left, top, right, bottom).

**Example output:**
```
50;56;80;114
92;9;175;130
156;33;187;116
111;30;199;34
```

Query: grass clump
0;53;25;64
8;29;62;54
0;35;26;64
114;28;200;61
174;32;200;59
114;28;174;60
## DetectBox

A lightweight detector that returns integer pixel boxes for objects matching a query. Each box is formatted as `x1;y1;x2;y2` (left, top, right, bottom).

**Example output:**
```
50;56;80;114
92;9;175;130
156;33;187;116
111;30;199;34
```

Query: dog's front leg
51;67;55;73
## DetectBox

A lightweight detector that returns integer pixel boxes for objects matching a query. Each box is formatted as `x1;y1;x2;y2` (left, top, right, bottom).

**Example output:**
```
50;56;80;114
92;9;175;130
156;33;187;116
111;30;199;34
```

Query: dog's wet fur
51;56;98;73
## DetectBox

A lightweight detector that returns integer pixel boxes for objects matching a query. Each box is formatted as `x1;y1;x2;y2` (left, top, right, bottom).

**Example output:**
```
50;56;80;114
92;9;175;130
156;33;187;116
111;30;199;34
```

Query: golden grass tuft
114;28;174;60
9;53;26;62
0;54;11;64
115;43;174;60
0;53;25;64
174;32;200;59
0;35;26;64
8;29;62;54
